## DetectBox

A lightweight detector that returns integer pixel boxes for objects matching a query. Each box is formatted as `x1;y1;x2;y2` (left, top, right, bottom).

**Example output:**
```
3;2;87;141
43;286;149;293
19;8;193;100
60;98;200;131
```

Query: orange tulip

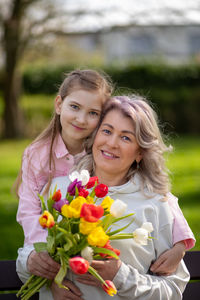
102;280;117;296
39;211;55;228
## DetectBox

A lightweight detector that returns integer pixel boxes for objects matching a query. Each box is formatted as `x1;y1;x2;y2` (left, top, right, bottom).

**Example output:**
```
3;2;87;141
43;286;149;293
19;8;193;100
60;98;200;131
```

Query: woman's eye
102;129;111;135
122;136;131;141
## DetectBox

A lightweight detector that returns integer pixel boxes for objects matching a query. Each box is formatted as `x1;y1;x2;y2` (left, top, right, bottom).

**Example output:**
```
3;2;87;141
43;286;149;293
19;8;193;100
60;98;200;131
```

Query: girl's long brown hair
15;69;113;196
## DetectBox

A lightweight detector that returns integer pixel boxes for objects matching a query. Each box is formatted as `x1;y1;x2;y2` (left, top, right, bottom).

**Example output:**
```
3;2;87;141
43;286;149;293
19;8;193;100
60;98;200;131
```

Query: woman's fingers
63;279;82;296
27;250;60;279
51;280;83;300
76;274;99;287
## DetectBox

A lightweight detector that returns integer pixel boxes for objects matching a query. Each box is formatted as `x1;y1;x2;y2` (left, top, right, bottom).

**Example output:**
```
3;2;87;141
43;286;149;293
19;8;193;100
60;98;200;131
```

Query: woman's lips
101;150;119;159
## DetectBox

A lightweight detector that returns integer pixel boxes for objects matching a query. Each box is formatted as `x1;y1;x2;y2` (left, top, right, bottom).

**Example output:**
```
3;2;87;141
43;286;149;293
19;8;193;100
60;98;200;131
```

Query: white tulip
133;228;149;245
81;246;94;264
69;170;90;185
80;170;90;186
69;171;80;182
141;222;153;233
110;199;127;218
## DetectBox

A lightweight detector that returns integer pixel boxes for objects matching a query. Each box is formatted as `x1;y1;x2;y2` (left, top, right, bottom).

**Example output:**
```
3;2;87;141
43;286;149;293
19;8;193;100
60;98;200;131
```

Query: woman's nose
106;135;118;148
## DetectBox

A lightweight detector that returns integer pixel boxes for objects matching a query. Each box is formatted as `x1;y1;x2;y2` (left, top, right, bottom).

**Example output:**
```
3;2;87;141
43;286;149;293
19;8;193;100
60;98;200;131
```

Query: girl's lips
72;124;85;131
101;150;119;159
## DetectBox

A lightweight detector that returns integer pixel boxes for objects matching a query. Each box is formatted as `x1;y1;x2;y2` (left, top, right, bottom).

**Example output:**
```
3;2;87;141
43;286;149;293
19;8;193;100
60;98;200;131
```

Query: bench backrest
0;251;200;299
183;251;200;300
0;260;38;300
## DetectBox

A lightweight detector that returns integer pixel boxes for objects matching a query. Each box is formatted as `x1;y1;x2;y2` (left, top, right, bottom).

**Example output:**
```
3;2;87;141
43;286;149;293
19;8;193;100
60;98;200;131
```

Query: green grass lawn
0;136;199;259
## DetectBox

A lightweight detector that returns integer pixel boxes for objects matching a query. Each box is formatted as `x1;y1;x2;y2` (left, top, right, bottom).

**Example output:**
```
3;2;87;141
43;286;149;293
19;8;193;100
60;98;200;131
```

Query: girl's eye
89;111;99;117
70;104;79;110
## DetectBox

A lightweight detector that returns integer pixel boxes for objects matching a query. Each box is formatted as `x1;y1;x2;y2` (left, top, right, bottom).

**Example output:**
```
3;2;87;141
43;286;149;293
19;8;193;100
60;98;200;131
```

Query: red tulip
99;241;120;258
80;203;104;222
95;184;108;198
69;257;89;274
86;176;99;189
102;280;117;296
79;188;89;198
52;189;62;202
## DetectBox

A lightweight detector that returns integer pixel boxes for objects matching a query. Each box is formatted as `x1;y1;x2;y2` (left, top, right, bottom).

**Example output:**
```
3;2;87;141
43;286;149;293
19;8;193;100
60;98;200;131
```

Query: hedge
2;64;195;134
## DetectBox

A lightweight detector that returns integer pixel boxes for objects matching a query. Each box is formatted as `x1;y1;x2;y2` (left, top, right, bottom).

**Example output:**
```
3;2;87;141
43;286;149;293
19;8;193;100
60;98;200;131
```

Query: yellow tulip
101;196;114;212
39;210;55;228
79;218;99;235
86;196;94;204
61;196;87;218
87;226;109;247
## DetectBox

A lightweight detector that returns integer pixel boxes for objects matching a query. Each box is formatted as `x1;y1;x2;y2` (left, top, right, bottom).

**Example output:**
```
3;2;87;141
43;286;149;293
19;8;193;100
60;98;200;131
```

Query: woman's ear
136;151;142;164
55;95;62;115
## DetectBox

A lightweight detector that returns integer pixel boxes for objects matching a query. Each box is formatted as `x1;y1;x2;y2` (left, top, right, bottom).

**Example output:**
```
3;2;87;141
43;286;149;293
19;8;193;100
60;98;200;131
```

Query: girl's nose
77;112;87;124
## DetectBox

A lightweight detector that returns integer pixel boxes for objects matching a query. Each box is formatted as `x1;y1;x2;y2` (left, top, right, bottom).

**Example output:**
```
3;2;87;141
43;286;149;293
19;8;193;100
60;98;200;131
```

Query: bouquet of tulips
17;170;153;299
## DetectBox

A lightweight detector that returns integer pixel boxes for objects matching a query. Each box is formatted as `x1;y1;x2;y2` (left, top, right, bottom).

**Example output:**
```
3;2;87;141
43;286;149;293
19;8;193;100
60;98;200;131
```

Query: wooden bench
0;251;200;299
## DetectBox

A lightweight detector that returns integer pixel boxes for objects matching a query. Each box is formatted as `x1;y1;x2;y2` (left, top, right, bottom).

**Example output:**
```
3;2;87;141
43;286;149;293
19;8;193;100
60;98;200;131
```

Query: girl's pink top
167;193;195;249
17;134;84;244
17;133;195;249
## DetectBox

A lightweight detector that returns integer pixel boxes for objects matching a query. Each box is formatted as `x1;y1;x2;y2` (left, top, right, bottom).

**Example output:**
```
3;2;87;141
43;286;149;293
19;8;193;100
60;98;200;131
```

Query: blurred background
0;0;199;259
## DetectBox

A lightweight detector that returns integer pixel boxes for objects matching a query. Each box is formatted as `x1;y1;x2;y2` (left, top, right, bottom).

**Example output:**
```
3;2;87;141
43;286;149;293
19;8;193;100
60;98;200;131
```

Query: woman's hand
76;259;121;287
27;250;60;279
51;279;83;300
150;241;186;276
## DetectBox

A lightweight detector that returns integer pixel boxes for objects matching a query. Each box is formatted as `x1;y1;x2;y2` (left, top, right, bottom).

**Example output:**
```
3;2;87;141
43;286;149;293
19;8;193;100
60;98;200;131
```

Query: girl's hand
150;241;186;276
27;250;60;280
76;259;121;287
51;279;83;300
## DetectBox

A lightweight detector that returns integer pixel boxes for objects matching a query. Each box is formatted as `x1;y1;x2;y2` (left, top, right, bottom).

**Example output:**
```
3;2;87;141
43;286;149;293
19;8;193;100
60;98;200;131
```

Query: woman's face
92;109;142;181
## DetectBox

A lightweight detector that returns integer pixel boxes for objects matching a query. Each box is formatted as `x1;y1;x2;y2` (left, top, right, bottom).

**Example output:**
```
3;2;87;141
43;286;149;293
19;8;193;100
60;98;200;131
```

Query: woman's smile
101;150;119;159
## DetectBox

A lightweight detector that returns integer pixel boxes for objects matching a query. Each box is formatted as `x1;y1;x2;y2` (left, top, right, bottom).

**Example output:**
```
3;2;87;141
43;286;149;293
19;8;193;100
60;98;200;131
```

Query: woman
17;95;190;299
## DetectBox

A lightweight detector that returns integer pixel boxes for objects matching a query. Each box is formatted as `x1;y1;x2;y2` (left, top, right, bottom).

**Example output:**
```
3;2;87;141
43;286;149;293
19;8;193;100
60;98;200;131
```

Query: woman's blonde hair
15;69;113;195
77;95;172;195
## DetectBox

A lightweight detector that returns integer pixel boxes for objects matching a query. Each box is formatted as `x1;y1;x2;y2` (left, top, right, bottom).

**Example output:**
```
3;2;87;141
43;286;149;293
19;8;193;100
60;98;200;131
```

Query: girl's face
92;109;142;184
55;89;103;149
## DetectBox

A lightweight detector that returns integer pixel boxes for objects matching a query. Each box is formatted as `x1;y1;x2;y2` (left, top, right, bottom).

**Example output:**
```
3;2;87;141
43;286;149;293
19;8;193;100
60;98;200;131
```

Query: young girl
16;69;113;246
16;77;195;297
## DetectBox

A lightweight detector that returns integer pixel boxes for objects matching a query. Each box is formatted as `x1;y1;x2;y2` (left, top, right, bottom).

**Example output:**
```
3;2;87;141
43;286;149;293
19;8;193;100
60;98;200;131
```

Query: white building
66;24;200;64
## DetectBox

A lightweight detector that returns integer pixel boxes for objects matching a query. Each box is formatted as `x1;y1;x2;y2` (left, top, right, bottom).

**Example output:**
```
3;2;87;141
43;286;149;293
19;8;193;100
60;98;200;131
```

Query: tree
0;0;70;138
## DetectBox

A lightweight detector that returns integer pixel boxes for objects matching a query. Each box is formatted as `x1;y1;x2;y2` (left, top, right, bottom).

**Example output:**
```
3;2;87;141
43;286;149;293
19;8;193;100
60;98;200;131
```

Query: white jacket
17;174;190;300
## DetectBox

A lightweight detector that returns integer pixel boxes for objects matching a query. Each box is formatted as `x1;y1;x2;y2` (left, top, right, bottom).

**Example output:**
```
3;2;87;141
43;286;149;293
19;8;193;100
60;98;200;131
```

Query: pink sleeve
167;192;196;250
16;147;48;245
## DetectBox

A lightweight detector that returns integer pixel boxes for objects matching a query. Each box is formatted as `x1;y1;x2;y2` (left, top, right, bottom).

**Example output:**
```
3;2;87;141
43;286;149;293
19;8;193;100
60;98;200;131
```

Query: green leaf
109;233;133;240
111;213;135;224
63;238;73;251
47;235;55;255
75;186;79;197
107;217;135;236
54;253;68;288
38;194;47;212
34;242;47;252
88;266;106;285
93;246;119;259
101;214;115;231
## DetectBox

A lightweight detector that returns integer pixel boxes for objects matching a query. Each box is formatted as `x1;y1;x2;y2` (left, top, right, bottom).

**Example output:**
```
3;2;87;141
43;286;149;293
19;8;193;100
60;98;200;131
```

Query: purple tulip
53;198;69;212
67;179;82;196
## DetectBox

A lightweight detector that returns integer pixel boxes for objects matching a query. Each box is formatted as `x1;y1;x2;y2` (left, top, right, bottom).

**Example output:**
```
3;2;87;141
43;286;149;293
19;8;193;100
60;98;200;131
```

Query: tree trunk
3;70;23;138
2;0;24;138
